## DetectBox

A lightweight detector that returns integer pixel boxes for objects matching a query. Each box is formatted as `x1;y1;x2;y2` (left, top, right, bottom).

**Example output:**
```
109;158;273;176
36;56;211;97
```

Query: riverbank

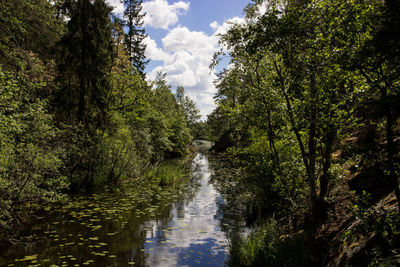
0;142;243;266
0;158;191;266
223;150;400;266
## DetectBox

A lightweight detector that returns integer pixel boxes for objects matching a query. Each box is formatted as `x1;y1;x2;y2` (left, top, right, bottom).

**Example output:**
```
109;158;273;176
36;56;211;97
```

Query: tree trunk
308;69;318;219
382;88;400;211
267;106;281;172
319;126;336;201
273;59;317;220
78;75;85;122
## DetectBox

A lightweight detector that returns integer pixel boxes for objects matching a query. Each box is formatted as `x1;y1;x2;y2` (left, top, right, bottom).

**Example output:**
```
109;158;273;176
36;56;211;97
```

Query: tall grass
144;161;189;187
229;219;310;267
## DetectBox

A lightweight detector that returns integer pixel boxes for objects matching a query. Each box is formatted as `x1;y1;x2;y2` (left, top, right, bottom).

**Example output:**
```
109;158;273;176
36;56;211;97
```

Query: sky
106;0;251;119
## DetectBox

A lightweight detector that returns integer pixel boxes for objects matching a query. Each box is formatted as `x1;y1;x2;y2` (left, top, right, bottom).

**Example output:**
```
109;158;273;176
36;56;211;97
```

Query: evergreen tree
57;0;113;126
123;0;149;76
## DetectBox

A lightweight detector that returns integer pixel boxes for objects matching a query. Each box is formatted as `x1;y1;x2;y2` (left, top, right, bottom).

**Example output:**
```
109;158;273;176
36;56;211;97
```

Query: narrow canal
1;142;246;266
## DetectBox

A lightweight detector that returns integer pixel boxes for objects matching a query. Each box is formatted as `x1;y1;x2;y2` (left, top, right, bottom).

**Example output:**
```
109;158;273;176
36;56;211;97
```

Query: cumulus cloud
142;0;190;30
209;16;246;36
146;14;248;118
144;37;172;62
106;0;125;17
162;26;216;56
106;0;190;29
141;2;247;119
105;0;247;118
146;25;221;118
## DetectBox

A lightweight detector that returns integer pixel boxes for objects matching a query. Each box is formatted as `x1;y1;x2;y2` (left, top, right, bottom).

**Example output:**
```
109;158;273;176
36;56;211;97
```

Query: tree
212;0;366;221
149;72;192;159
124;0;149;76
0;66;68;234
57;0;113;126
346;0;400;210
55;0;114;189
175;86;201;137
98;34;153;184
0;0;64;69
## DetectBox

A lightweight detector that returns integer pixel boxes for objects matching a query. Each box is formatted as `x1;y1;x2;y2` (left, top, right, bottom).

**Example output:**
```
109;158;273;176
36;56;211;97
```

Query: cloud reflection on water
144;153;229;266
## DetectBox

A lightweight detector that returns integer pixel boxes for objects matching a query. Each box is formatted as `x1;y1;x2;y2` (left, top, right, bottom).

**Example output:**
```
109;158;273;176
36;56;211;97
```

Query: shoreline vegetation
0;147;196;248
0;0;206;246
0;154;195;249
0;155;195;266
208;0;400;266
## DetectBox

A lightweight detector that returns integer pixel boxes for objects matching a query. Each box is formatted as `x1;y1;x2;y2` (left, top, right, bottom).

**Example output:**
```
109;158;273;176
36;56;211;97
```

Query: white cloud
146;25;221;118
210;21;219;31
142;0;190;30
106;0;125;17
106;0;190;29
144;37;172;62
144;10;246;119
105;0;247;118
162;26;216;57
210;16;246;36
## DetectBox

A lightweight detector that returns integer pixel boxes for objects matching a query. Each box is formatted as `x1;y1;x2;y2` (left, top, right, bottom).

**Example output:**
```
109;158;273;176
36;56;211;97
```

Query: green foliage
0;0;198;243
123;0;149;75
206;108;227;143
175;86;201;137
207;1;400;264
210;0;400;223
149;72;192;159
0;0;64;69
228;127;306;219
339;191;400;266
57;0;113;125
191;120;212;140
369;248;400;267
231;219;279;266
144;161;189;187
343;192;400;244
0;67;68;234
96;59;152;185
229;219;310;267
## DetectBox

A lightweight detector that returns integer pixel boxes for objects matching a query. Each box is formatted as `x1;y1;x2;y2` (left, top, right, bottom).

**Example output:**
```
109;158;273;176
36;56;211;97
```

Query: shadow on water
1;140;247;267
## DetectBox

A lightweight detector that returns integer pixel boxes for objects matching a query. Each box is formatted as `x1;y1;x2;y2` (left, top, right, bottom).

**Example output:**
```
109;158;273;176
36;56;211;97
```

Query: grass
229;218;311;267
144;161;189;187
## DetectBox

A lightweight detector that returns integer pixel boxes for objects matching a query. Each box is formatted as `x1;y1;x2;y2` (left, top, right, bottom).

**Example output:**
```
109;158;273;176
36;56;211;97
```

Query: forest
0;0;203;240
209;0;400;265
1;0;399;266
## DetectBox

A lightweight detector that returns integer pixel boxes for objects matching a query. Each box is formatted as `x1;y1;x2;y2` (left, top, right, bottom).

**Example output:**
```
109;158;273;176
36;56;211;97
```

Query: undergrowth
229;218;310;267
144;161;190;187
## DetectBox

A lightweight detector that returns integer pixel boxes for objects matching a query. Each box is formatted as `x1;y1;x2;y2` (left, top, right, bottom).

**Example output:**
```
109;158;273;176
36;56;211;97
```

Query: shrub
0;67;68;239
229;218;310;267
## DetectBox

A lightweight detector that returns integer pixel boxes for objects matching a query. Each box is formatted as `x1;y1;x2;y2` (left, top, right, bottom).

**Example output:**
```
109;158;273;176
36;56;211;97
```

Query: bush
144;161;189;187
0;67;68;239
229;219;310;267
227;128;307;220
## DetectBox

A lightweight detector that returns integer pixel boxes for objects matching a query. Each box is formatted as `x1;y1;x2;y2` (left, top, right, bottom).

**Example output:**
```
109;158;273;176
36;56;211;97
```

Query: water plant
144;161;190;187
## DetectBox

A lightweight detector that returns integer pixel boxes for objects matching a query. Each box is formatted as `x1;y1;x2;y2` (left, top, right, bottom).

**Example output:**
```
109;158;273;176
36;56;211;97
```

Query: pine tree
57;0;113;126
123;0;149;76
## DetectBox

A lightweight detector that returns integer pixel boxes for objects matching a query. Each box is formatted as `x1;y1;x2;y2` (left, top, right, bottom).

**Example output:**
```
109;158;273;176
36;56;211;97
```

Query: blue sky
107;0;251;119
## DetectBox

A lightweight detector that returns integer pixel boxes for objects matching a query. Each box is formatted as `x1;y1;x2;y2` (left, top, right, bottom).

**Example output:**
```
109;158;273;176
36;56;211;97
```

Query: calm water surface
1;145;245;266
145;152;228;267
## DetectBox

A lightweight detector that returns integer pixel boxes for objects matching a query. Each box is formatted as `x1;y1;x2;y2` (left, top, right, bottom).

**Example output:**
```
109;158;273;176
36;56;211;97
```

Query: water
1;144;245;266
145;152;228;267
